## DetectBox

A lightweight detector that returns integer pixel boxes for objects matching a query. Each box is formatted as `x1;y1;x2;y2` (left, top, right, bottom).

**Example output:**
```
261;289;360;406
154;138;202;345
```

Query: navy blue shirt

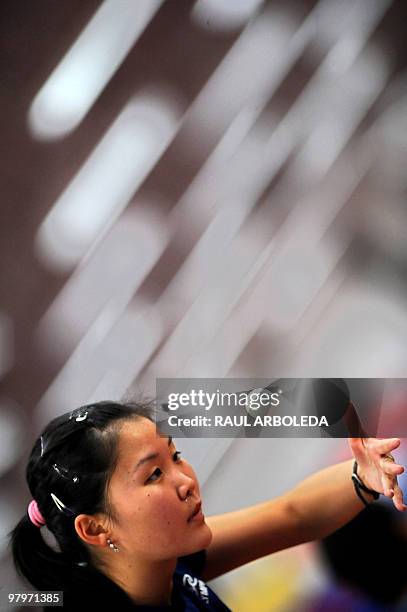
60;550;231;611
135;550;231;611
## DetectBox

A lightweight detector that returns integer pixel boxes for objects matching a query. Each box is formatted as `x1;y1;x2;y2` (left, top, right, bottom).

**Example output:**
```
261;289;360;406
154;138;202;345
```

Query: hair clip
40;435;45;457
52;463;80;484
69;409;88;422
50;492;76;516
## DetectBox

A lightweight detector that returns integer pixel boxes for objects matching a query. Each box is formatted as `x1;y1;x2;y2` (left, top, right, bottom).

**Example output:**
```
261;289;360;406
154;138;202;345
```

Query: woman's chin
197;521;213;549
183;522;212;556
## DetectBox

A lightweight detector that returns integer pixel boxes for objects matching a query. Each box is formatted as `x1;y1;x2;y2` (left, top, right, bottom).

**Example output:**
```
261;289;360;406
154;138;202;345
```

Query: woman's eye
146;468;162;483
145;452;181;483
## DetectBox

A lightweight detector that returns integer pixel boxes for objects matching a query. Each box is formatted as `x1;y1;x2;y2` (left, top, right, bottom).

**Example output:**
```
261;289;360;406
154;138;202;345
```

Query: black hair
8;400;155;609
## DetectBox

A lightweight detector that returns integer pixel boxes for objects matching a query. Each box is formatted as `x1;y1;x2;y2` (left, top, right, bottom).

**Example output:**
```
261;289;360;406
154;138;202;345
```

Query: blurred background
1;0;407;609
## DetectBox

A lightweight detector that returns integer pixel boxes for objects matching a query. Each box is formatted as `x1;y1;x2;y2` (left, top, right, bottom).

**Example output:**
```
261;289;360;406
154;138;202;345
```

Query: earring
106;538;120;552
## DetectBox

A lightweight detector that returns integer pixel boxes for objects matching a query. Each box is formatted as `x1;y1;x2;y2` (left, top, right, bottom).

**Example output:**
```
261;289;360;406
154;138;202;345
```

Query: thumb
348;437;367;463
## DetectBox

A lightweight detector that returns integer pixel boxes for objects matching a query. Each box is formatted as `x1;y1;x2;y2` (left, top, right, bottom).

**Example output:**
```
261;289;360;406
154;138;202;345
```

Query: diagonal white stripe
28;0;164;139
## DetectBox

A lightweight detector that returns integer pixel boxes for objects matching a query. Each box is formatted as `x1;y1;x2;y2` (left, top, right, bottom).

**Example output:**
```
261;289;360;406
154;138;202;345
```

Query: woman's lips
188;500;204;522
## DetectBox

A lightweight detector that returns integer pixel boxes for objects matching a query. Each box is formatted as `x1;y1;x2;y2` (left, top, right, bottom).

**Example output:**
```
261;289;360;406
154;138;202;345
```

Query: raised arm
202;437;405;582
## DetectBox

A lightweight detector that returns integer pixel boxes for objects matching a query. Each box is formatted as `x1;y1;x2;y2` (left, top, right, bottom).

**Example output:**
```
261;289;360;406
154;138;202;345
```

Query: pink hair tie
27;499;46;528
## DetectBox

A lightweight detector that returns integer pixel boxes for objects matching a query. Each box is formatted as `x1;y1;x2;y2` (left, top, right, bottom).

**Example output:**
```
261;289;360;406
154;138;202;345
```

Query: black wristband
351;460;380;507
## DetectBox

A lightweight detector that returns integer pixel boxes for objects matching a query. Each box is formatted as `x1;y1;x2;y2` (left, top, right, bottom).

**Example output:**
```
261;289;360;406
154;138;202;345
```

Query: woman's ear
74;513;110;548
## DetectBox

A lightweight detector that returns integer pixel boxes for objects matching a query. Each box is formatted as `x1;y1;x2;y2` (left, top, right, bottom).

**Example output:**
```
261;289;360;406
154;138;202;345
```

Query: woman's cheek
143;490;174;522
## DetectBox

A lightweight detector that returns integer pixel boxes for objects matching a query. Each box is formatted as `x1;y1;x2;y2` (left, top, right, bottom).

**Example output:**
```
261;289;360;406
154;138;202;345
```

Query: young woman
9;401;406;610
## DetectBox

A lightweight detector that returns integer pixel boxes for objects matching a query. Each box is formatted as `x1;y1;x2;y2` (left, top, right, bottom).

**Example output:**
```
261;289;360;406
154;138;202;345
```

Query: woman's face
107;417;212;561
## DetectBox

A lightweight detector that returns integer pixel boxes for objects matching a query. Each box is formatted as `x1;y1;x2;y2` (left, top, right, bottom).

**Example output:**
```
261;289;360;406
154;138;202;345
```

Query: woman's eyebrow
133;436;173;472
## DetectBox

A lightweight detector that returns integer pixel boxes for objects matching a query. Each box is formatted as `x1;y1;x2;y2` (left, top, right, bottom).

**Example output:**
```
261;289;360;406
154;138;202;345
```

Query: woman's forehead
120;417;157;443
117;418;165;459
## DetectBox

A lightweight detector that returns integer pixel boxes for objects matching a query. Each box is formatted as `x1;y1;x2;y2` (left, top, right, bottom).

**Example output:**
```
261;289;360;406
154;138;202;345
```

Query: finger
381;471;395;498
392;482;407;512
380;458;405;476
374;438;401;455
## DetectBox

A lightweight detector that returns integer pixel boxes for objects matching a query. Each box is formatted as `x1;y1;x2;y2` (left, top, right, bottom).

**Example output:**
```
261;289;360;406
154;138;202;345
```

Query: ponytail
10;513;83;591
9;513;136;608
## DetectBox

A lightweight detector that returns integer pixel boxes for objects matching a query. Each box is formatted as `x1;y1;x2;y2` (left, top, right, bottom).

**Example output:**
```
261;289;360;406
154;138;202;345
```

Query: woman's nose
176;471;196;501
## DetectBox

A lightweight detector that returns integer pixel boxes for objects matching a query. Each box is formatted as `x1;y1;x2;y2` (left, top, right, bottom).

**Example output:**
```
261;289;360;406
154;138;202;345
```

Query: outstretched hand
349;437;406;512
